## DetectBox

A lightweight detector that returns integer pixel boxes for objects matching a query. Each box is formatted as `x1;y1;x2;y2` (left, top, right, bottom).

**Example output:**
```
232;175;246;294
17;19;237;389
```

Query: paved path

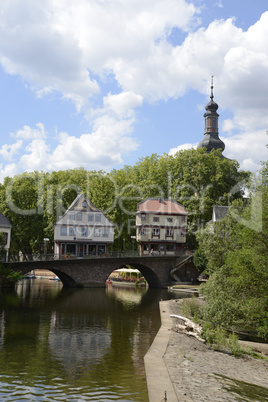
145;299;268;402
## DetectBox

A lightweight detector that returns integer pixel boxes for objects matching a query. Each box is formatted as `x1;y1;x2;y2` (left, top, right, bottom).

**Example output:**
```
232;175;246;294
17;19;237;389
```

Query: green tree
0;149;249;257
198;163;268;339
0;172;47;259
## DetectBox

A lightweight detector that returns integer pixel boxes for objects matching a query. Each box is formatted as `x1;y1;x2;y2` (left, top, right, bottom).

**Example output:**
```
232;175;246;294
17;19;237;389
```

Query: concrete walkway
144;300;178;402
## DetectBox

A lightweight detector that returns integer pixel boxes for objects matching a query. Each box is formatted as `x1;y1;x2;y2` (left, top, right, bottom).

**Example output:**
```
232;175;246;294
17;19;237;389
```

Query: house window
81;227;88;237
88;213;94;222
166;244;174;251
138;227;146;235
167;217;173;223
98;245;105;255
95;214;101;222
181;216;186;223
152;228;159;236
141;214;146;221
77;213;82;221
166;228;173;236
1;232;8;246
143;244;149;251
61;227;67;236
69;227;75;236
82;200;87;208
70;212;75;220
94;228;101;237
61;243;66;255
153;217;159;222
102;227;108;237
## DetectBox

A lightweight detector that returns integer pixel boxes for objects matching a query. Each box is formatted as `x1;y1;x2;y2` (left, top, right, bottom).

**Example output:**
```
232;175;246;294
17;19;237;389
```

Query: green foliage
0;149;249;256
0;264;23;284
181;297;202;320
193;247;208;272
198;162;268;339
201;324;243;355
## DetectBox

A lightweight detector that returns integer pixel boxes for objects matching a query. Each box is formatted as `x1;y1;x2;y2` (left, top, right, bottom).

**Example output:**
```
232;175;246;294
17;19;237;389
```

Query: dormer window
82;200;87;208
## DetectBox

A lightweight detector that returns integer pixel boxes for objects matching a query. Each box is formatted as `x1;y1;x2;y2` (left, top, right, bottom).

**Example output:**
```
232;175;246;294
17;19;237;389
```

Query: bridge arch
48;269;76;287
114;262;161;288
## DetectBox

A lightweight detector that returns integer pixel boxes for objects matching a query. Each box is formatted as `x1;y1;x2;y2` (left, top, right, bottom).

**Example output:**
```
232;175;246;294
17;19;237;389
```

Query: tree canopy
0;148;249;256
197;160;268;339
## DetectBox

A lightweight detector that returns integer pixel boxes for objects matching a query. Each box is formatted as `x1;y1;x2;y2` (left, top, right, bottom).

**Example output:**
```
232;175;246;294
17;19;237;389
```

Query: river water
0;278;185;402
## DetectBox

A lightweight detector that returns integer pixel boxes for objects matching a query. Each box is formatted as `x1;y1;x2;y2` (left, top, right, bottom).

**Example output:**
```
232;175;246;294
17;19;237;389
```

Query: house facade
54;194;114;258
0;213;12;262
136;198;187;256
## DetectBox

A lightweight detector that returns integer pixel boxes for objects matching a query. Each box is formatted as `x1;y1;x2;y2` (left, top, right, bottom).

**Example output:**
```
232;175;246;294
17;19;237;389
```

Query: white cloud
169;130;267;172
0;2;267;114
0;141;22;161
103;92;143;119
8;114;139;174
49;121;139;171
19;139;50;171
13;123;47;140
0;2;267;177
0;0;199;110
169;143;198;155
222;130;268;171
0;163;18;183
216;1;223;8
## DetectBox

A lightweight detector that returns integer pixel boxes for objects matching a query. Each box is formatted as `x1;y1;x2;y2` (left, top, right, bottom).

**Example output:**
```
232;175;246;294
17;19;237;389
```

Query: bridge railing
7;251;142;262
7;249;186;263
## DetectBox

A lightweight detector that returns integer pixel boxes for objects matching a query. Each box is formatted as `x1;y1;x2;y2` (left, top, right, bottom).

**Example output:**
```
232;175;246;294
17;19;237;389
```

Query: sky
0;0;268;182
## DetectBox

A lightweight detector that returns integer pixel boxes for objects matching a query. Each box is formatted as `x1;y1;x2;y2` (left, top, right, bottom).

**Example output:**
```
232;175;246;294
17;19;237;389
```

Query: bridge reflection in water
1;278;188;401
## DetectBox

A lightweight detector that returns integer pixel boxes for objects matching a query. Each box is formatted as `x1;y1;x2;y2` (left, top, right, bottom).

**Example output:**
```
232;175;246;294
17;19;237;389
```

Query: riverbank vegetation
180;297;267;358
0;264;22;287
195;158;268;341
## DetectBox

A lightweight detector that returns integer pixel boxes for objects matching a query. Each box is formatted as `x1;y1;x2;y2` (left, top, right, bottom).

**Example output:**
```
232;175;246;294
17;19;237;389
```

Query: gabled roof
67;193;100;212
212;206;230;222
56;193;115;226
137;198;187;215
0;213;12;228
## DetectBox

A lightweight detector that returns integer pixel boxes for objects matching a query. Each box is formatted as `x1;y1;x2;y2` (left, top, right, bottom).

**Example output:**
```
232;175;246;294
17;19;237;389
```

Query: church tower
197;77;225;155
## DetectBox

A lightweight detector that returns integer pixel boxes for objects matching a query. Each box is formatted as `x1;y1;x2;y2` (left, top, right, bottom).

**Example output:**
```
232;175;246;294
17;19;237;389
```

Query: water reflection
0;279;176;401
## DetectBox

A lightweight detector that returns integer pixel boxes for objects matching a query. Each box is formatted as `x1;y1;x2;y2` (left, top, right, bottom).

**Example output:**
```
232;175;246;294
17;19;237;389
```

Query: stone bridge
3;255;199;288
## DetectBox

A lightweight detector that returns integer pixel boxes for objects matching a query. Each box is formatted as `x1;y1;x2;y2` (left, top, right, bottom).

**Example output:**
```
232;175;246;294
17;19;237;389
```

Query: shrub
181;297;202;320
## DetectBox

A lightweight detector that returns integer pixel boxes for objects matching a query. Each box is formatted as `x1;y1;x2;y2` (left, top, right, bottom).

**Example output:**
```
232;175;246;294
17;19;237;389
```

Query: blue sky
0;0;267;182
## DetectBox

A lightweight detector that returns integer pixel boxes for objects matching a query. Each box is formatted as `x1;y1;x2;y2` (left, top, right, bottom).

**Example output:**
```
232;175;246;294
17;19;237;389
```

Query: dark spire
197;76;225;155
210;75;214;100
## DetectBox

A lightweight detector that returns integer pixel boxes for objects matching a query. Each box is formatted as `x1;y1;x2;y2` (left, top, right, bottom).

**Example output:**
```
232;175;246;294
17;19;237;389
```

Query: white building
136;198;187;256
0;213;12;262
54;194;114;258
